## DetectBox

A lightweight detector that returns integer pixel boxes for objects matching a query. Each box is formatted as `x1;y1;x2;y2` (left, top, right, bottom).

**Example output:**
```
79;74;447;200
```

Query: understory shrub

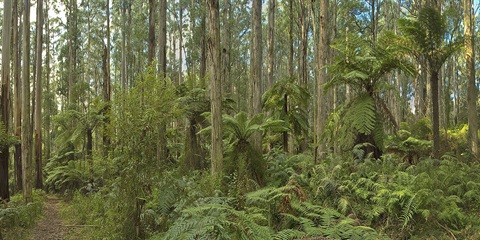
0;190;45;240
309;154;480;239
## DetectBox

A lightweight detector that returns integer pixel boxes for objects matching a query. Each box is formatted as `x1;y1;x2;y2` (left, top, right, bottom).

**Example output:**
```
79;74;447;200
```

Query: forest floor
29;195;79;240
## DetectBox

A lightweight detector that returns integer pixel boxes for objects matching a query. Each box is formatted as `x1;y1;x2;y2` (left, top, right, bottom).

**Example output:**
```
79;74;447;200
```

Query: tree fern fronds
164;200;273;240
337;197;349;215
273;229;306;240
245;185;296;206
345;95;376;135
400;193;418;230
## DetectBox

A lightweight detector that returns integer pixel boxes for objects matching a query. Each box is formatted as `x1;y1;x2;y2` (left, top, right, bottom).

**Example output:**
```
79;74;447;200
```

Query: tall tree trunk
298;1;308;87
157;0;168;162
431;70;440;159
13;0;22;192
207;0;223;177
68;0;75;104
158;0;167;77
126;2;132;86
103;0;111;156
315;0;328;163
225;0;232;94
199;6;207;80
288;0;294;80
34;0;43;189
297;1;309;153
370;0;379;42
465;0;478;158
250;0;263;151
178;3;183;85
148;0;155;64
1;0;13;201
121;0;127;91
45;4;51;163
267;0;276;90
22;0;33;203
438;69;445;130
415;63;426;119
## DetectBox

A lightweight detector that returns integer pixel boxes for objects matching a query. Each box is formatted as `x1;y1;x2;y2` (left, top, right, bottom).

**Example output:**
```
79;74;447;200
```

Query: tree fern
345;95;376;135
161;200;272;240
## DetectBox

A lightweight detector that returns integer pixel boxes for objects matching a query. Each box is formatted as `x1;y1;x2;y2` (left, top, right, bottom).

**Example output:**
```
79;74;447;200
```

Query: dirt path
30;195;69;240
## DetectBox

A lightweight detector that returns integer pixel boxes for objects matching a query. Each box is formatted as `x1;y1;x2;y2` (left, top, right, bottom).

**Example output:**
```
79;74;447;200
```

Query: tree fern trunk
283;94;288;153
431;70;441;159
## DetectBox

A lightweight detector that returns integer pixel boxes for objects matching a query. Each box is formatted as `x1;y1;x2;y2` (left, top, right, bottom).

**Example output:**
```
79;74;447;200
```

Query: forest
1;0;480;239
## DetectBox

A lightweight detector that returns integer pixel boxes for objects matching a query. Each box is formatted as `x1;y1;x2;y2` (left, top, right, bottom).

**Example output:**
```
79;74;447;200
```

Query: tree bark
267;0;276;90
13;0;22;192
22;0;33;203
103;0;111;156
158;0;167;77
207;0;223;177
157;0;168;162
178;3;183;85
1;0;13;201
45;3;51;164
199;6;207;80
68;0;76;104
283;94;288;152
464;0;478;158
148;0;155;64
225;0;232;94
415;63;426;119
34;0;43;189
298;1;308;87
431;70;440;159
315;0;328;162
121;0;127;90
250;0;263;152
288;0;294;80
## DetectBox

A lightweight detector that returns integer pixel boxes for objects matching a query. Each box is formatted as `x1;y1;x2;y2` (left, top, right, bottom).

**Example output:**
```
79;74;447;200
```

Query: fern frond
345;95;376;135
400;193;418;230
273;229;306;240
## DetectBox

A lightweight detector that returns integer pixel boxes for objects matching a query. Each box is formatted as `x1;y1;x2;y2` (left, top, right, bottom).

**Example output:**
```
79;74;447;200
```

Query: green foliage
395;7;461;72
200;111;288;188
0;121;17;151
222;112;288;187
103;66;178;239
263;78;310;146
0;190;45;239
159;198;272;240
345;94;376;135
152;176;386;240
45;160;89;195
327;33;414;93
52;99;106;153
325;33;414;156
265;150;314;187
385;121;433;163
177;74;209;118
324;94;385;154
444;124;470;157
308;154;480;239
